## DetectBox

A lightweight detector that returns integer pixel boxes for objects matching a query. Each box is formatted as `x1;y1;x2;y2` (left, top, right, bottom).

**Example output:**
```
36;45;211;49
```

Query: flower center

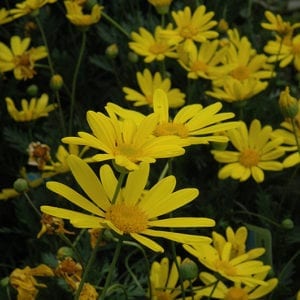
105;203;148;233
180;25;198;38
115;143;140;162
190;60;208;73
149;42;168;54
154;122;189;138
239;149;260;167
230;66;250;81
14;52;36;79
214;260;236;276
225;287;248;300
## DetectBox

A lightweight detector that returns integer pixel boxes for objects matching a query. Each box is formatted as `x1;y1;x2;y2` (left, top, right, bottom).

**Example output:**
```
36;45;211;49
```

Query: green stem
68;30;87;135
24;192;42;218
99;239;123;300
101;12;130;38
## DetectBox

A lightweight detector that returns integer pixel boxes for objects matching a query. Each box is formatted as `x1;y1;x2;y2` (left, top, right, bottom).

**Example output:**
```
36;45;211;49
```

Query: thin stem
99;239;123;300
68;30;87;135
24;192;42;218
72;228;87;248
101;12;130;38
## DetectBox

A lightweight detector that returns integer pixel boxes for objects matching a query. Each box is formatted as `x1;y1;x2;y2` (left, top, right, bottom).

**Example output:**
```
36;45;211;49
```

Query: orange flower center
214;260;236;276
190;60;208;73
154;122;189;138
180;25;198;38
239;149;260;167
230;66;250;81
149;42;168;54
225;287;248;300
105;203;148;233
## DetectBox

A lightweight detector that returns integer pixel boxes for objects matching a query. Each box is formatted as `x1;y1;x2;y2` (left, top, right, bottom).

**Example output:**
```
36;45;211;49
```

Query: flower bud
0;277;9;287
50;74;64;91
179;258;199;280
279;87;299;118
148;0;173;14
217;18;229;32
13;178;29;193
105;43;119;59
128;51;139;63
26;84;39;97
281;218;294;230
57;246;75;260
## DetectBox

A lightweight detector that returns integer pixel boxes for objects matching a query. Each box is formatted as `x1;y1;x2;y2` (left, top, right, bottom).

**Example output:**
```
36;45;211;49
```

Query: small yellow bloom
64;2;103;27
5;94;57;122
123;68;186;108
0;8;13;25
0;188;20;201
0;35;47;80
79;283;99;300
148;0;173;14
278;86;299;118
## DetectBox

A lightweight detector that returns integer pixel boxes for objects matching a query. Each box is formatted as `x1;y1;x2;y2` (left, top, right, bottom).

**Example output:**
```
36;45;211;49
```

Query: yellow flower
0;188;20;200
177;39;234;80
10;0;58;19
5;93;57;122
62;108;185;171
10;264;54;300
196;271;278;299
41;156;215;252
212;226;248;260
148;0;173;14
183;242;271;286
278;86;299;118
0;8;13;24
211;119;285;183
261;10;300;36
79;283;99;300
129;25;178;63
264;34;300;71
206;77;269;103
0;35;47;80
123;68;186;108
149;257;190;299
160;5;219;51
64;1;103;27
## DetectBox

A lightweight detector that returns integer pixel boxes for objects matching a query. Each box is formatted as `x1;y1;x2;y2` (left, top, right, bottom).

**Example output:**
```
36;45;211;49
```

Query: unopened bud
50;74;64;91
179;258;199;280
57;246;75;260
105;44;119;59
279;87;299;118
281;218;294;230
128;51;139;63
217;18;229;32
13;178;29;193
26;84;39;97
148;0;173;14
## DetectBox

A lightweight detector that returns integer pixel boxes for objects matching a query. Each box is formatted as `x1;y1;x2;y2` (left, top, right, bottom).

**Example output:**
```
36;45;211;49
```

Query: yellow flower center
214;260;236;276
154;122;189;137
239;149;260;167
230;66;250;81
105;203;148;233
115;143;141;162
225;287;248;300
180;25;198;38
149;42;168;54
155;291;173;300
14;52;36;79
190;60;208;73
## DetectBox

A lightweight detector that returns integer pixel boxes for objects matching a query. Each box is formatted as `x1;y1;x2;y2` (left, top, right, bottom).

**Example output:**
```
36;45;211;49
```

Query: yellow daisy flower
0;188;20;201
148;0;173;15
0;8;13;25
183;242;271;286
196;271;278;299
160;5;219;51
123;68;186;108
261;10;300;36
41;156;215;252
0;35;47;80
211;119;285;183
10;0;57;19
5;93;57;122
64;1;103;27
149;256;191;299
264;34;300;71
62;108;185;171
129;25;178;63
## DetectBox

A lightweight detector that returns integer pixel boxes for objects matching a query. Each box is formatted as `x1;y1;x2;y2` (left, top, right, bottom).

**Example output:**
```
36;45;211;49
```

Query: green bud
26;84;39;97
50;74;64;91
57;246;74;260
105;44;119;59
0;277;9;287
13;178;29;193
102;229;115;242
279;87;299;118
179;258;199;280
281;218;294;230
128;51;139;63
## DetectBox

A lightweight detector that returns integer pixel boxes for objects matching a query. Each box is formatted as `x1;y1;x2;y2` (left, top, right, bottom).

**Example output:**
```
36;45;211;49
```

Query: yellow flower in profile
160;5;219;50
261;10;300;36
64;1;103;27
0;8;13;24
10;0;57;19
10;264;54;300
196;271;278;299
183;242;271;286
148;0;173;14
0;188;20;200
129;26;178;63
5;93;57;122
123;68;185;108
149;257;190;299
41;156;215;252
62;108;185;171
264;34;300;71
0;35;47;80
211;119;285;183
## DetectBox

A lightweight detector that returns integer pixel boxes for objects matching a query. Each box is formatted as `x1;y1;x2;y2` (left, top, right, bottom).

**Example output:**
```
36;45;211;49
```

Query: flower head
0;8;13;24
211;119;285;183
0;35;47;80
6;93;57;122
129;26;178;63
148;0;173;15
123;68;185;108
278;86;299;118
41;156;215;252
